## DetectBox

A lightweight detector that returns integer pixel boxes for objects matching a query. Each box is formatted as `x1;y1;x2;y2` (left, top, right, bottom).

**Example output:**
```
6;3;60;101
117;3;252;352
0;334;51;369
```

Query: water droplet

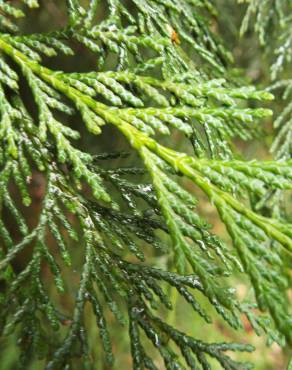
197;240;206;251
154;333;160;347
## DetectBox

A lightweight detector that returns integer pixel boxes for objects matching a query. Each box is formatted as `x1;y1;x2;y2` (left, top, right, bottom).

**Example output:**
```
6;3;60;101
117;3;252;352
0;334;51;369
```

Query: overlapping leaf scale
0;0;39;33
1;32;287;348
129;303;254;370
269;80;292;161
0;35;274;163
160;154;292;342
65;0;232;75
139;147;244;329
0;161;256;368
218;204;292;344
240;0;292;79
7;32;74;60
191;158;292;197
62;70;273;141
0;1;290;368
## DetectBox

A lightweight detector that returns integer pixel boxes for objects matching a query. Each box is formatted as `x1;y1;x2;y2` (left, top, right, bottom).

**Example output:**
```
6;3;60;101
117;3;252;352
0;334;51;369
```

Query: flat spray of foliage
0;0;291;369
240;0;292;219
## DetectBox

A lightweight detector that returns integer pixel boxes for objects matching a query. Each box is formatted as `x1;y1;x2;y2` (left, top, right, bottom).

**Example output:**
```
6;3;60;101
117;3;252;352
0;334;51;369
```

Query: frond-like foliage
239;0;292;79
0;1;39;33
0;0;291;369
240;0;292;221
269;80;292;161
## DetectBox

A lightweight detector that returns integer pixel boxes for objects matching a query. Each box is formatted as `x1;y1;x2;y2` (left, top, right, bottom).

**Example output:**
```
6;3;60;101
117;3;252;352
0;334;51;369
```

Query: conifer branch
0;0;291;368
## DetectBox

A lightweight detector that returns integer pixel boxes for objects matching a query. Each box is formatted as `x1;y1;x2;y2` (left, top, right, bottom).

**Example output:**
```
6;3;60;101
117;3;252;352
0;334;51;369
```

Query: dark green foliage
0;1;291;369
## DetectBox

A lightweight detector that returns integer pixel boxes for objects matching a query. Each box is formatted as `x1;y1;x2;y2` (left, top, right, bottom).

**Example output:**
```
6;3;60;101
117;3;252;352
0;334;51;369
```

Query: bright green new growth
0;0;291;369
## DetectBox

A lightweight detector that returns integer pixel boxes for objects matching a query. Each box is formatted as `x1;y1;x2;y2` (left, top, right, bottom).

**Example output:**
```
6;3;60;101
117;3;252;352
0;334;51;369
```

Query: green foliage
0;1;291;369
240;0;292;156
269;79;292;161
240;0;292;220
239;0;292;79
